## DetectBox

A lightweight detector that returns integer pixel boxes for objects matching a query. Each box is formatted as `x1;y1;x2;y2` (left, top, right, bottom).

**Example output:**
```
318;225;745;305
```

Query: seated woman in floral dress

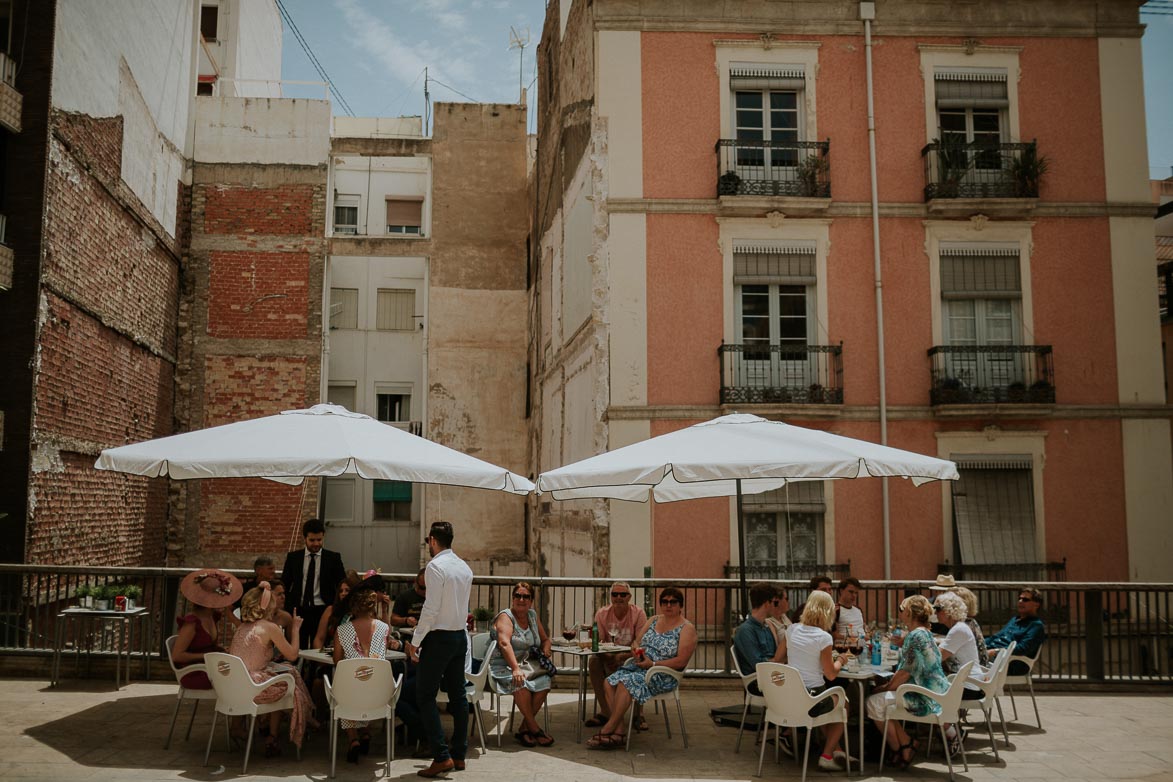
587;586;698;749
227;582;313;756
865;595;950;769
172;569;242;689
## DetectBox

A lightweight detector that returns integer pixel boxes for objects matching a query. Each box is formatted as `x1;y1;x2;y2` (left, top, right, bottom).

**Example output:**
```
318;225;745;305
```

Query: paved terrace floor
1;678;1171;782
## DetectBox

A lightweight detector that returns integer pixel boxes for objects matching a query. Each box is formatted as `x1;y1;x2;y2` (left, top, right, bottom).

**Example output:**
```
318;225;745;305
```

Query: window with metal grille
950;455;1037;565
375;288;415;331
741;482;825;567
329;288;358;330
730;66;804;170
941;245;1022;387
934;68;1008;170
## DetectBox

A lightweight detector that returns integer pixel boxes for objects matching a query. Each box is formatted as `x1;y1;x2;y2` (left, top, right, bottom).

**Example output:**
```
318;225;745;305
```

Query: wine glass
615;627;633;647
607;622;619;643
562;624;578;643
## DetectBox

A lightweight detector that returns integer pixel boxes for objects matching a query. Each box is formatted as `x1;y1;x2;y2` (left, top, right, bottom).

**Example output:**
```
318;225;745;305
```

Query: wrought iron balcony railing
719;343;843;405
928;344;1055;405
725;562;853;581
921;139;1041;200
716;139;831;198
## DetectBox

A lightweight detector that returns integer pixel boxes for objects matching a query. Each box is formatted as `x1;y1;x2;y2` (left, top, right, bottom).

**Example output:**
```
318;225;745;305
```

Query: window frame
333;194;361;235
919;45;1022;148
716;43;820;147
328;287;359;330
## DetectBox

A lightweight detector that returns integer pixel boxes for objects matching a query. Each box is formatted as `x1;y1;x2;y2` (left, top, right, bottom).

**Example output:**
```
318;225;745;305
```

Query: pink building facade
530;0;1171;584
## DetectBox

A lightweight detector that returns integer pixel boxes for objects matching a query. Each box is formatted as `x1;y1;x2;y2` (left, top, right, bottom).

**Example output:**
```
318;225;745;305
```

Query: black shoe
347;740;361;763
359;734;371;755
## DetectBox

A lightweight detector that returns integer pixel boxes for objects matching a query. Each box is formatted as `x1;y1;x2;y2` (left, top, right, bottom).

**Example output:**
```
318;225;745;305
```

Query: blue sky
279;0;1172;178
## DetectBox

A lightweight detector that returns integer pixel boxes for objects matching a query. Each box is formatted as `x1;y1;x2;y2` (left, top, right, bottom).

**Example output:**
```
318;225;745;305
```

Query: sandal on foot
584;714;608;728
515;730;538;748
635;715;649;732
533;729;555;747
346;739;361;763
586;732;623;750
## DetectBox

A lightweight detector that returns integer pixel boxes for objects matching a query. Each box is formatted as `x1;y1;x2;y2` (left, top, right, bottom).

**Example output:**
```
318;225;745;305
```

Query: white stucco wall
233;0;282;97
333;117;424;138
332;155;430;236
193;96;331;164
53;0;196;236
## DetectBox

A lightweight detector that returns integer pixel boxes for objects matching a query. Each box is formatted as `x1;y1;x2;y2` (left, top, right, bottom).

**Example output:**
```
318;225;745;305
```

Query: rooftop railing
1;564;1170;684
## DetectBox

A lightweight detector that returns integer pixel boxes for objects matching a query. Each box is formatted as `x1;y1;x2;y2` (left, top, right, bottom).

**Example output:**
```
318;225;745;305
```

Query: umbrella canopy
537;413;958;501
96;403;533;495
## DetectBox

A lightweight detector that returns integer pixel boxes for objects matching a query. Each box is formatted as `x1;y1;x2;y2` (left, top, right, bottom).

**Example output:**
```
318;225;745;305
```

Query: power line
379;67;427;117
275;0;356;116
427;77;479;103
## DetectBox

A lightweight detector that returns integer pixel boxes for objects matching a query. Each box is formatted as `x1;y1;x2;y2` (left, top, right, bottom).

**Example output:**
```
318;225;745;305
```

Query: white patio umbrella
95;403;533;494
537;413;958;602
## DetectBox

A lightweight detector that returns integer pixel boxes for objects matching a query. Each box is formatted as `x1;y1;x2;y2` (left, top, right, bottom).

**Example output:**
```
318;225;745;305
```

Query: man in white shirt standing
833;577;866;650
408;521;474;777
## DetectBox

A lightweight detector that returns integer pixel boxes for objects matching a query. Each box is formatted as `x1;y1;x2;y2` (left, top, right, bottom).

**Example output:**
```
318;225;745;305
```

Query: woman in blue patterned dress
488;582;555;747
586;586;698;749
865;595;949;768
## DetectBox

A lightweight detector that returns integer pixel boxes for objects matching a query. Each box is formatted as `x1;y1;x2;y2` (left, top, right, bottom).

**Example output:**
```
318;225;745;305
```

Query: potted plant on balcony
1009;144;1049;198
718;170;743;196
94;584;116;611
936;377;971;405
472;606;493;633
1029;379;1055;403
74;584;96;609
932;137;970;199
796;154;830;197
1005;381;1028;402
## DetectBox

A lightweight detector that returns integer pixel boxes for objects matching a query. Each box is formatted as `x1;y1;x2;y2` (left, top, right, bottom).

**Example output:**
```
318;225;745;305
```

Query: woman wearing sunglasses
587;587;697;749
487;582;555;747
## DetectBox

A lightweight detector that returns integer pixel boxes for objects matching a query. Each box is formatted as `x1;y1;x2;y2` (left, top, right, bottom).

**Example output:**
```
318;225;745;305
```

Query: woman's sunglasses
659;598;681;606
513;592;533;600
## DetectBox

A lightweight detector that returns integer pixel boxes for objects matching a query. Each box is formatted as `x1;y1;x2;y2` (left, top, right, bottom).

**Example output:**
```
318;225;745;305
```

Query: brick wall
26;453;168;565
207;251;309;339
34;293;173;445
175;163;328;565
22;107;181;567
204;184;314;235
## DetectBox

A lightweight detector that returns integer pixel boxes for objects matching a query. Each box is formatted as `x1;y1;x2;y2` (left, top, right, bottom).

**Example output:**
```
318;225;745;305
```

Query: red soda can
466;613;475;632
114;595;127;612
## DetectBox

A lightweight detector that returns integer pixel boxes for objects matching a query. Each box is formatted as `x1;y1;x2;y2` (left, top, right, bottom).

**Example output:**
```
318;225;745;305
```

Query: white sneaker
833;750;858;764
817;755;844;772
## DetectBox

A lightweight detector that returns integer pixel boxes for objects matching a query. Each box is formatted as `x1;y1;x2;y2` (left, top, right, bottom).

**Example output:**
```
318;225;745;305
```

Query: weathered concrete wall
427;102;530;565
194;96;331;165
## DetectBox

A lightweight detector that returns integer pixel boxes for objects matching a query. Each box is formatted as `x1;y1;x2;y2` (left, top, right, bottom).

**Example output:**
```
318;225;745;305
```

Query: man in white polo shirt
408;522;474;777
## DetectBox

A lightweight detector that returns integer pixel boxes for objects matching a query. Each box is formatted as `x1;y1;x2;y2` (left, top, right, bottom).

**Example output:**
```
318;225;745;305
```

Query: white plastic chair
754;663;849;782
324;658;400;778
730;645;766;752
626;665;687;751
1003;649;1043;728
163;635;218;749
960;641;1016;760
202;652;300;773
879;660;974;782
437;636;493;751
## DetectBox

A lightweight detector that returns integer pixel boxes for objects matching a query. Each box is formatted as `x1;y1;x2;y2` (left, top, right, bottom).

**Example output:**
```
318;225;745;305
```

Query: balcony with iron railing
921;139;1042;213
719;343;843;406
928;344;1055;406
716;139;831;206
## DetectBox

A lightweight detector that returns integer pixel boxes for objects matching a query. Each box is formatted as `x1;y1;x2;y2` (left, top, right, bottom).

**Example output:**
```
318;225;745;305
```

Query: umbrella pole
736;479;748;619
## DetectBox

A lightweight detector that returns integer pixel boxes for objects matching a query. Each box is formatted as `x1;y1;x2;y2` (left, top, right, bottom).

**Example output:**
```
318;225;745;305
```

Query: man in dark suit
282;518;345;647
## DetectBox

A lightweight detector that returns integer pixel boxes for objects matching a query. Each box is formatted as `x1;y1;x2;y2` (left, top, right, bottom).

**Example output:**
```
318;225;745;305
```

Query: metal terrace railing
1;565;1170;684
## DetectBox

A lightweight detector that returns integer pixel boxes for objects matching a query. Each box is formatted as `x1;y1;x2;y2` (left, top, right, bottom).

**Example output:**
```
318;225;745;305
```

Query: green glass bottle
591;621;599;652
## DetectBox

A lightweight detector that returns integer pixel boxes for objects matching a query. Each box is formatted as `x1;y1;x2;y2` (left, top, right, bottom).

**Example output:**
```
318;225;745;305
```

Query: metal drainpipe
861;2;893;578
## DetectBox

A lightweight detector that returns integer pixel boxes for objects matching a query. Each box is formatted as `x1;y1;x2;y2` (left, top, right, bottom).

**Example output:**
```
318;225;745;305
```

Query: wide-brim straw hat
180;568;244;608
929;574;958;591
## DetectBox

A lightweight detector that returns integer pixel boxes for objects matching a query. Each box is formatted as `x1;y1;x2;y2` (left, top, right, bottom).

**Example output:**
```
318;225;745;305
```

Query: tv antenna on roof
508;26;530;103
